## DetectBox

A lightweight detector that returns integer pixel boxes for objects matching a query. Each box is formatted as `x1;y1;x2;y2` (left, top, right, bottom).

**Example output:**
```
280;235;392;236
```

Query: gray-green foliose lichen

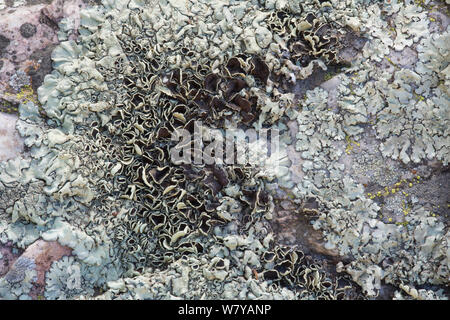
0;0;448;300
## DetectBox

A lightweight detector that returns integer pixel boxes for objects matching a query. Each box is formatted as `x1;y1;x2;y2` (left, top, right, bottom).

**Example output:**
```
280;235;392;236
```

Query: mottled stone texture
0;0;86;107
3;240;72;299
0;112;23;161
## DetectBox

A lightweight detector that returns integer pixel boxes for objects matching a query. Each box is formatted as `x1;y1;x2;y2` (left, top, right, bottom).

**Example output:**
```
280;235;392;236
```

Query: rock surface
0;0;87;110
2;239;72;299
0;0;448;301
0;113;23;161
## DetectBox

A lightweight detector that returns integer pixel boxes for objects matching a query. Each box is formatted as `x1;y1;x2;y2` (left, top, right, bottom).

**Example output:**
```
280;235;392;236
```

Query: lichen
0;0;448;300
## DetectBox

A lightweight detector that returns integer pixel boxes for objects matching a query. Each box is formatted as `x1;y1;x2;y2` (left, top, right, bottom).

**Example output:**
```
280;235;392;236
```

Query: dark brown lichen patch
258;244;358;299
0;34;11;55
289;28;366;98
264;188;368;299
89;28;273;268
266;11;343;67
265;10;367;98
287;18;341;67
162;55;270;126
19;23;37;38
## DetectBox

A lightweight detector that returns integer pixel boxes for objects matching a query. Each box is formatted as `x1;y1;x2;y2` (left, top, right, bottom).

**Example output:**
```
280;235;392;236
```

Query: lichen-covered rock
0;0;90;114
0;239;72;299
0;113;24;161
0;0;448;301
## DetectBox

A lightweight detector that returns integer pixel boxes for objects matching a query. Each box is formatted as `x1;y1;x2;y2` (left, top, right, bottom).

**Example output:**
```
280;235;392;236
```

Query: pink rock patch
0;0;86;103
3;239;72;299
0;112;24;161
